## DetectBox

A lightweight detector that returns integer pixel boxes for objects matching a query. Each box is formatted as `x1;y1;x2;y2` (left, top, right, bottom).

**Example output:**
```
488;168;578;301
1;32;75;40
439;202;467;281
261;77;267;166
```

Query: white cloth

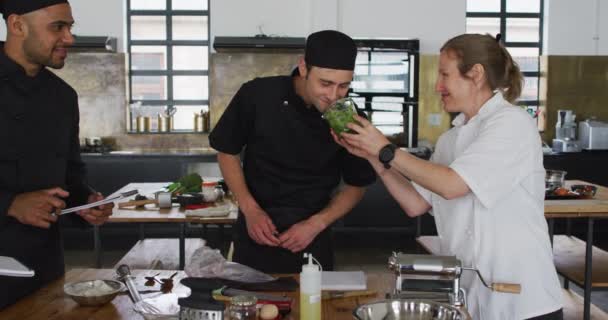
413;93;562;320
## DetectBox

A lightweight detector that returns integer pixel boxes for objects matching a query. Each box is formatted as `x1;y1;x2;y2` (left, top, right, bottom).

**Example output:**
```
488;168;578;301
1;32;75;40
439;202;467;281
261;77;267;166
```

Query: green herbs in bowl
323;98;357;134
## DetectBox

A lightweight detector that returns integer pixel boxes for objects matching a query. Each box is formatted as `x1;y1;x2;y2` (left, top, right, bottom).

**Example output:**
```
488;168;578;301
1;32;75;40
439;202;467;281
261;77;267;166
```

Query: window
127;0;210;132
350;39;420;148
466;0;543;126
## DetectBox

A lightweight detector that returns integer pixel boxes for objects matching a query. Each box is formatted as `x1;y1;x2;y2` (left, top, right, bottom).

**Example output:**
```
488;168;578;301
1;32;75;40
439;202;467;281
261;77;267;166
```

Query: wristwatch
378;143;398;169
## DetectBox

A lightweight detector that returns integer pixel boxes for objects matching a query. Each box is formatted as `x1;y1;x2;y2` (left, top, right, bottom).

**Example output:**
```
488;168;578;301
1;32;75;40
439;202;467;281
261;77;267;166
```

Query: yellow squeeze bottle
300;253;321;320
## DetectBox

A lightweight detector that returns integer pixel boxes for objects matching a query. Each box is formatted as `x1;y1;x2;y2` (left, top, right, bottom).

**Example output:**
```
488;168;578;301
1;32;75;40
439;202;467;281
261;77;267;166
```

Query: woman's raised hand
338;115;390;159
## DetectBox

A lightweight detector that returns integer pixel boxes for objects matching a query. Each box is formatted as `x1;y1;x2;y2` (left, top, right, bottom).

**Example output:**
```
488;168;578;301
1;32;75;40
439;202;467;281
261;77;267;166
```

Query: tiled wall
61;52;607;150
52;52;212;150
540;56;608;142
209;51;302;128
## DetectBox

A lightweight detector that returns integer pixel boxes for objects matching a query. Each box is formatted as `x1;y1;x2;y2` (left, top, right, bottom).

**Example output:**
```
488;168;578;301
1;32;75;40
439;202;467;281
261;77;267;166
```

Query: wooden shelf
553;235;608;288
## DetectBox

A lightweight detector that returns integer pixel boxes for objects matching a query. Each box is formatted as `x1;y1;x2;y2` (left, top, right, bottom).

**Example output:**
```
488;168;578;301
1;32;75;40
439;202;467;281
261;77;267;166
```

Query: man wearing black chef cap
0;0;113;309
210;30;376;273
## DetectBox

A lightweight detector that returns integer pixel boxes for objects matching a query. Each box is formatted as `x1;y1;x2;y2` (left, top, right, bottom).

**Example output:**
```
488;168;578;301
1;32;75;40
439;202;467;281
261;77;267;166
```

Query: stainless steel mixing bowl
353;299;470;320
64;279;124;307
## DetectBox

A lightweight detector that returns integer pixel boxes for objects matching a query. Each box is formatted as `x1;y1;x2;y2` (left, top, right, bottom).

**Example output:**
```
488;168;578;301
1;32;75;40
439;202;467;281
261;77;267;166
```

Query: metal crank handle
462;267;521;294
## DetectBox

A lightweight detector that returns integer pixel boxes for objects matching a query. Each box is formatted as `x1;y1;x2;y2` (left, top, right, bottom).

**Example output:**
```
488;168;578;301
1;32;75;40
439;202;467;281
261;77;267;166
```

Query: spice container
136;116;150;133
158;115;173;132
228;295;257;320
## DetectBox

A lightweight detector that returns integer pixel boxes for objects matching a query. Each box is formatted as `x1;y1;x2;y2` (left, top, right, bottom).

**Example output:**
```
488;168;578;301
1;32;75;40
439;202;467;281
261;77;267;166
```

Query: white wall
599;0;608;54
210;0;466;54
210;0;312;38
0;0;125;52
5;1;606;56
339;0;465;54
543;0;605;55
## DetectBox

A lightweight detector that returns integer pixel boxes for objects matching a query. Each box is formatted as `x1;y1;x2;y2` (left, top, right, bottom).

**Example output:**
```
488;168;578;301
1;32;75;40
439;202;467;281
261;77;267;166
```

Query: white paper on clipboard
0;256;35;277
57;189;138;215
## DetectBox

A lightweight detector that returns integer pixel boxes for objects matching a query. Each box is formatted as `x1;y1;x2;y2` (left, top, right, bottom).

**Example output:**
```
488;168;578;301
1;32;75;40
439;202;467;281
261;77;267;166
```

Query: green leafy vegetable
323;98;356;134
166;173;202;195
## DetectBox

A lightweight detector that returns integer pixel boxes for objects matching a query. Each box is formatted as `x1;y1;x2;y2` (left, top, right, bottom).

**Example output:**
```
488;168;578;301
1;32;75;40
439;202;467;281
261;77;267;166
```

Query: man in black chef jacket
0;0;114;309
209;30;376;273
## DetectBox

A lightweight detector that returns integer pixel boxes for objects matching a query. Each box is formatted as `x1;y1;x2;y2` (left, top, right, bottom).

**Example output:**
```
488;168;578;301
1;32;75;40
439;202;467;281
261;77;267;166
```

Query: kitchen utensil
56;189;138;216
353;299;470;320
119;192;204;209
217;287;291;302
116;264;161;314
64;279;124;307
178;278;224;320
388;253;520;308
553;110;582;152
579;119;608;150
322;289;376;300
545;170;567;192
84;137;102;147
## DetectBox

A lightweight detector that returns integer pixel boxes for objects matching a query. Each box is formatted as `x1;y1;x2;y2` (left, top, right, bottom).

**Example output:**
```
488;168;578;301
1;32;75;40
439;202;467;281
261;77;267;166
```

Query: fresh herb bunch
166;173;203;195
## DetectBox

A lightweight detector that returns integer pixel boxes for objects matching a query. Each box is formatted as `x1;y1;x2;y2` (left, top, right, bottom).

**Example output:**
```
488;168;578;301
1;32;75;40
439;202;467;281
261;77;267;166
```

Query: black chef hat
1;0;69;20
304;30;357;71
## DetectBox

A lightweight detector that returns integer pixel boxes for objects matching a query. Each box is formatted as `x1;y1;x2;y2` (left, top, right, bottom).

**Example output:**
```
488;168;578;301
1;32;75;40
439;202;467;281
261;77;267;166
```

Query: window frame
126;0;210;132
466;0;544;109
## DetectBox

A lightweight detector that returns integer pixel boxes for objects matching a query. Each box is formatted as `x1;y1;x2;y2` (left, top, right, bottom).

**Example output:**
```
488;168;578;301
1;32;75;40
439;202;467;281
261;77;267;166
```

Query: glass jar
228;295;257;320
322;97;357;134
202;182;219;202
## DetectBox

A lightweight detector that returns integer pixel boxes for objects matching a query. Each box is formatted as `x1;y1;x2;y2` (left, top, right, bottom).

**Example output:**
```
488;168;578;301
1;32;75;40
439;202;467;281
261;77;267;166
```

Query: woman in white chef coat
334;33;563;320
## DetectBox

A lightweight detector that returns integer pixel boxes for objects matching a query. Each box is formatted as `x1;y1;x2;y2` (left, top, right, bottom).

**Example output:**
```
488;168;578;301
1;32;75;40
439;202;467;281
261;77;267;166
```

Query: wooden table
545;180;608;320
94;183;238;269
0;268;400;320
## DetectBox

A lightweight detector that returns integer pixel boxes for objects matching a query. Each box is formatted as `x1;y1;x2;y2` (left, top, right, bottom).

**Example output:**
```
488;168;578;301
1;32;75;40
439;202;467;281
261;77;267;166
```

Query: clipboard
0;256;35;277
55;189;138;216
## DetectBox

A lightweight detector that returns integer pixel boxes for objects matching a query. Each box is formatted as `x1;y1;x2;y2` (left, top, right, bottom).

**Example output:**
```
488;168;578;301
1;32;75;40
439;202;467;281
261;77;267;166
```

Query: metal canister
194;113;204;132
158;115;173;132
136;116;150;133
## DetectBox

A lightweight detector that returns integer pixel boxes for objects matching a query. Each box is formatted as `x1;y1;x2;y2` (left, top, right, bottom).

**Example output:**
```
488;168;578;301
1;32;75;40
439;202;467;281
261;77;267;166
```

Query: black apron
233;207;334;274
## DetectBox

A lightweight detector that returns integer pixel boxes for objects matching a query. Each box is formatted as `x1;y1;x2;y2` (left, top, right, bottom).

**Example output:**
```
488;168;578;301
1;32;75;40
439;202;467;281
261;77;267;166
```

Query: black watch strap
379;143;398;169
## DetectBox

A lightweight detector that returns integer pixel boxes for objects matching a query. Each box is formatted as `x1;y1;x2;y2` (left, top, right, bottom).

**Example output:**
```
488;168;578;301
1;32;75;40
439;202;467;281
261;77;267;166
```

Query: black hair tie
495;33;502;43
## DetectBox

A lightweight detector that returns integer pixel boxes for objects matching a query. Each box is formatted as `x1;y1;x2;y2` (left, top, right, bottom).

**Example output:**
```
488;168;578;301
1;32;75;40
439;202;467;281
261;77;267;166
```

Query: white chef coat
413;92;562;319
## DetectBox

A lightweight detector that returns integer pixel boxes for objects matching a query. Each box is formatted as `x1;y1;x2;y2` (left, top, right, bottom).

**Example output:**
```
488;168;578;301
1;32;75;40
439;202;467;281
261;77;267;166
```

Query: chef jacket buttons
282;100;289;106
14;113;24;120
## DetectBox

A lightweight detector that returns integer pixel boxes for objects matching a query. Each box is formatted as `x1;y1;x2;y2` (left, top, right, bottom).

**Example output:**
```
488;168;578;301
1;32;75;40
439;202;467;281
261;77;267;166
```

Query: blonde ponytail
441;34;524;103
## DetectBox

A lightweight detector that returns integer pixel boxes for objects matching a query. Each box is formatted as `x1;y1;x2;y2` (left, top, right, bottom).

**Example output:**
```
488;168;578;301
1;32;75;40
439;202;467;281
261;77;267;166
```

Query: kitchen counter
81;147;219;158
0;268;399;320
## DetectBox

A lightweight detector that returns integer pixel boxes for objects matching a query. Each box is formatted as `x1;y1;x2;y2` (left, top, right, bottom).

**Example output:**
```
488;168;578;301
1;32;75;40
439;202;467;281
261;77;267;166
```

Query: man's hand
242;206;281;247
278;216;326;253
76;192;113;226
7;187;69;229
